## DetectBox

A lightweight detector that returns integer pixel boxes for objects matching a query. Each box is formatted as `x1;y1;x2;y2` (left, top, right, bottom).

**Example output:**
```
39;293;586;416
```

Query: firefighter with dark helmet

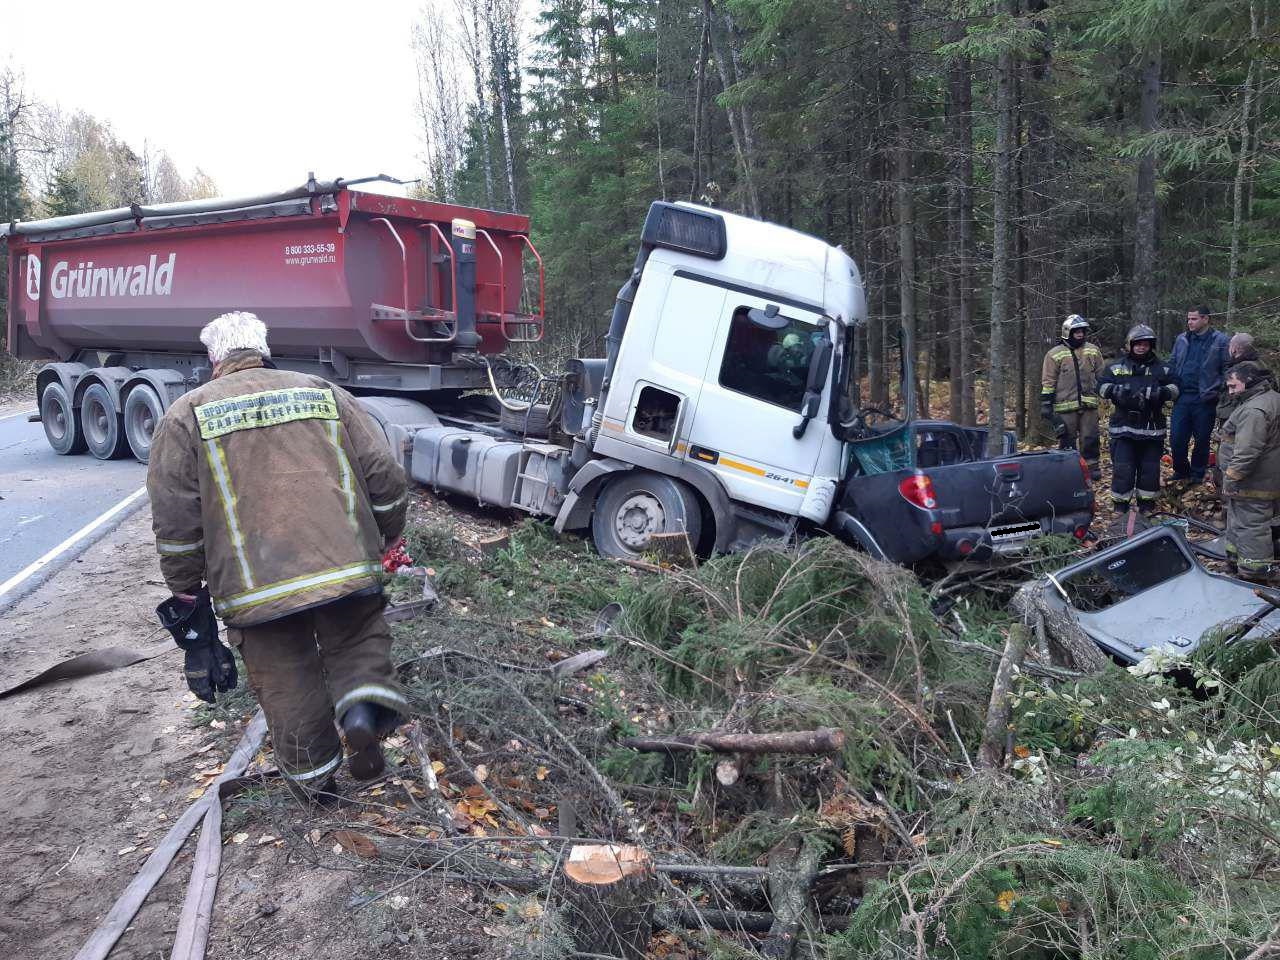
1041;315;1104;480
1097;324;1180;514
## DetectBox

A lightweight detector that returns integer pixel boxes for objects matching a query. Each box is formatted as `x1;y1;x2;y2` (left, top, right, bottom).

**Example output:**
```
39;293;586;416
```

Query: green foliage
619;539;956;805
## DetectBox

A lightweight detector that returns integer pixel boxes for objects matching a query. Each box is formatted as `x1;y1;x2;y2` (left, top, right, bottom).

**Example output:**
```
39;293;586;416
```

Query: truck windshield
719;307;828;413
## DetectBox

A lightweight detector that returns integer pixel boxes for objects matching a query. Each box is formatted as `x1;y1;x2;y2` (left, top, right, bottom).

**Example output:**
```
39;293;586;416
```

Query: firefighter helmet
1061;314;1089;341
1125;324;1157;351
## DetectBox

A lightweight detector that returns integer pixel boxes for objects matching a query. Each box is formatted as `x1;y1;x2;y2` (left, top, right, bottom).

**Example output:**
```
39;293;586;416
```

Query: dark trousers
1059;409;1101;477
1110;435;1163;510
1170;400;1216;480
229;592;407;791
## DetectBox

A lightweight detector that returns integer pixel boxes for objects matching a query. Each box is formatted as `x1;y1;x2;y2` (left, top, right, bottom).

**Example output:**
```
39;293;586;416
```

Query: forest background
2;0;1277;441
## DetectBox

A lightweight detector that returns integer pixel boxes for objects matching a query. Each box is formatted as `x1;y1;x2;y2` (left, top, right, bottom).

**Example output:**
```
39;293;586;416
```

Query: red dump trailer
3;176;544;460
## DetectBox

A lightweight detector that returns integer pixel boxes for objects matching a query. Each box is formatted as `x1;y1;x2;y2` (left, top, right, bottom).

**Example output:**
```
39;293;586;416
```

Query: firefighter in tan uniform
1219;361;1280;583
1041;315;1105;480
148;311;410;803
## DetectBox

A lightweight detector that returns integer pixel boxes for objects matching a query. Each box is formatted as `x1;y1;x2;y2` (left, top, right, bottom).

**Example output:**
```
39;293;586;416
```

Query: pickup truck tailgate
833;450;1095;564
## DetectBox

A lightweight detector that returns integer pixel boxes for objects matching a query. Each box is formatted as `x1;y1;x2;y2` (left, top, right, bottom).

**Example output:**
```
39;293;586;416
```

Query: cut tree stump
647;531;696;566
620;727;845;755
562;844;657;960
476;533;511;556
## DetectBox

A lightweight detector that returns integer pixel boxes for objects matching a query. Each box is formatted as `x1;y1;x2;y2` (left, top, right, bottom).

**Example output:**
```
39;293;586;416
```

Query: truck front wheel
591;473;702;561
40;381;87;456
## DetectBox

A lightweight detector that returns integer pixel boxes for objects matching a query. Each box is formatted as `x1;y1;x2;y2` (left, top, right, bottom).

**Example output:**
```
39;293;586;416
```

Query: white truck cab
582;204;864;553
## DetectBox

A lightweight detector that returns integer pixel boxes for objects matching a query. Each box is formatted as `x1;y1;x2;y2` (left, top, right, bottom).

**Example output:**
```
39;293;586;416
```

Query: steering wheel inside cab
852;405;901;436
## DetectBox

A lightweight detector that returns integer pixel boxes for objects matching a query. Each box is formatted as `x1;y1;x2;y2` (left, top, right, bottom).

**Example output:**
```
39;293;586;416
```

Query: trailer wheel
123;386;164;463
591;472;702;561
39;381;87;456
81;383;131;460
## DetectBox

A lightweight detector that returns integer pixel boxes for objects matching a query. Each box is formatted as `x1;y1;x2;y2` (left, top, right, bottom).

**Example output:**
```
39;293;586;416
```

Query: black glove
156;587;238;703
1118;384;1145;411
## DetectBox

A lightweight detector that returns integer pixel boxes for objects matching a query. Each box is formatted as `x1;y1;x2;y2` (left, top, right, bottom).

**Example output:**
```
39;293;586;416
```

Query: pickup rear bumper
830;507;1093;565
933;511;1093;561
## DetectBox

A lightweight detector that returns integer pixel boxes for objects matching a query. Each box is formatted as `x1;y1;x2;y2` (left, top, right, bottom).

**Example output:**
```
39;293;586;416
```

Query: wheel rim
614;492;666;549
85;397;110;448
128;397;156;449
45;396;68;442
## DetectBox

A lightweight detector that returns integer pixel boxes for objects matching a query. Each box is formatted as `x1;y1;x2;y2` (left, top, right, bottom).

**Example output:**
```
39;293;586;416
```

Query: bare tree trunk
896;0;919;408
458;0;496;207
1132;46;1161;331
1024;0;1056;440
946;34;977;426
869;169;888;406
704;0;761;216
986;0;1017;456
690;14;710;200
1227;54;1257;323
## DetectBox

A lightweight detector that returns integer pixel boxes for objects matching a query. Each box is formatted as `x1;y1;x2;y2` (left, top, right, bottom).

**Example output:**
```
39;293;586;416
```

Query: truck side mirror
792;339;833;439
747;304;787;330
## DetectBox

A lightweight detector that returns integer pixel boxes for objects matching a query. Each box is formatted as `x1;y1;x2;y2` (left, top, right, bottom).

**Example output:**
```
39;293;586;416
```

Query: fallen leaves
332;831;379;859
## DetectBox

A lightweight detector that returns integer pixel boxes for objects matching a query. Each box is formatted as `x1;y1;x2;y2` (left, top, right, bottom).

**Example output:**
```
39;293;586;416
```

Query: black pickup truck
828;419;1094;563
822;339;1095;564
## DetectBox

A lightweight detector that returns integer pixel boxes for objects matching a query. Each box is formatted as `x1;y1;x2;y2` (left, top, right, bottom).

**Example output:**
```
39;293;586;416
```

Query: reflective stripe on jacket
1040;341;1104;413
1097;354;1179;438
147;350;408;626
1221;384;1280;499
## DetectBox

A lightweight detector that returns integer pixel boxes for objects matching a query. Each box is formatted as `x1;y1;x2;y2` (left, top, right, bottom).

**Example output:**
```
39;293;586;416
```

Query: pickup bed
827;420;1095;564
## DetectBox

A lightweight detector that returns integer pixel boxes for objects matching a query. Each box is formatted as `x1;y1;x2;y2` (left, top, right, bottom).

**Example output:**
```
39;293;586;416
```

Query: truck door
686;295;830;515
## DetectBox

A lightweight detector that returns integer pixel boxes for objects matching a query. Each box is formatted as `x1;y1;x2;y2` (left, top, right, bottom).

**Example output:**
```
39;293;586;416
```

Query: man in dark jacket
1098;324;1180;514
149;311;410;804
1220;361;1280;583
1169;305;1230;484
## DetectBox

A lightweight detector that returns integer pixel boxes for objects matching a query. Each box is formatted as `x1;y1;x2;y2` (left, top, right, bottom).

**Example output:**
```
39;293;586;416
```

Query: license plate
989;521;1041;542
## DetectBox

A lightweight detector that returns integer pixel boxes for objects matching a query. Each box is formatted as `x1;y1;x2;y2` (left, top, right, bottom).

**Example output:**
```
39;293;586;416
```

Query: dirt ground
0;503;503;960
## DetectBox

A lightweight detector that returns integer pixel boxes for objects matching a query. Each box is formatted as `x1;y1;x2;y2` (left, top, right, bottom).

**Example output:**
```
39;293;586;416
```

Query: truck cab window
719;307;819;412
633;385;681;441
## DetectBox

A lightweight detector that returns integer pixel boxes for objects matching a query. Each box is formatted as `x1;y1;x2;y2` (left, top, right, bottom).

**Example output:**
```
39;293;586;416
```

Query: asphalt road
0;407;148;592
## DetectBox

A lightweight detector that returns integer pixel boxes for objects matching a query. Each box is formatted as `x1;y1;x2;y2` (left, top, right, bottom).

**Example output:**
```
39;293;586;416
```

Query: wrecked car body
1031;526;1280;664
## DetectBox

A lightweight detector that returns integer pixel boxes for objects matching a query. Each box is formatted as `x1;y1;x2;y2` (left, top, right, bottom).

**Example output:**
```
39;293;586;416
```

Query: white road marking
0;486;148;599
0;408;38;424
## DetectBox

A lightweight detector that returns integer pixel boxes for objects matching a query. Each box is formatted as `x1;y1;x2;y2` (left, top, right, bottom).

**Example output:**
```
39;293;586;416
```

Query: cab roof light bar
640;202;727;260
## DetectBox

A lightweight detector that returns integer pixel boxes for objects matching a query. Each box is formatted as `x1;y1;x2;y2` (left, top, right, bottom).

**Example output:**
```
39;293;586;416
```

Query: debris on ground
182;483;1280;959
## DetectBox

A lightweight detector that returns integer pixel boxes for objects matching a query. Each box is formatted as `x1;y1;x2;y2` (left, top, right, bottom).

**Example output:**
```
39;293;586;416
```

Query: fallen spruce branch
619;727;845;755
398;645;607;680
404;720;459;836
763;834;827;959
663;907;854;934
979;623;1029;770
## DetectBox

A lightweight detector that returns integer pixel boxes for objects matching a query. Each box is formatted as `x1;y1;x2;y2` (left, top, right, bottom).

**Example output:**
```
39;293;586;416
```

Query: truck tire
591;472;702;561
40;381;87;456
123;385;165;463
499;402;551;437
81;383;131;460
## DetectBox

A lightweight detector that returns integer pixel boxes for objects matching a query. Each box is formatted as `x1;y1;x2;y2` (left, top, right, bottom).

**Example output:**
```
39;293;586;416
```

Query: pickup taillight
898;473;938;510
1078;455;1091;485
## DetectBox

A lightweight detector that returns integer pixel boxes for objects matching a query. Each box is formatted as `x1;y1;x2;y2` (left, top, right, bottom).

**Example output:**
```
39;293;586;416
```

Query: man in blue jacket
1169;305;1230;485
